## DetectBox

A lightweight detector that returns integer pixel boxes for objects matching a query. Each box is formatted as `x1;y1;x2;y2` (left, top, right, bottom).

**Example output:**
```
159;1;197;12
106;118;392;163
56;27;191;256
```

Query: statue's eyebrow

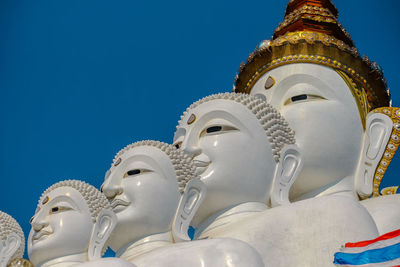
46;194;81;212
274;73;335;104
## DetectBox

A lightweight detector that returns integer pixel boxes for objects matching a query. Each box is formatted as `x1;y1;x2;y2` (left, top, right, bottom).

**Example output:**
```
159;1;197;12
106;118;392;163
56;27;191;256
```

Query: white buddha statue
173;92;299;226
101;140;264;266
28;180;135;267
174;92;379;266
0;211;33;267
233;0;398;235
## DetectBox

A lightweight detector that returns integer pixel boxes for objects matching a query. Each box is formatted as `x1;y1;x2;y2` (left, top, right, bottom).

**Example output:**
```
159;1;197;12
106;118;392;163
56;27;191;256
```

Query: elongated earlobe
356;112;393;199
271;145;303;207
0;233;21;266
172;178;206;242
88;209;117;261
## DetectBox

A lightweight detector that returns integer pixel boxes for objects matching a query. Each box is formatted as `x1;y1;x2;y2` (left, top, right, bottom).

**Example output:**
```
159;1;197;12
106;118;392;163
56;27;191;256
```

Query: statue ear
356;112;393;199
172;178;206;243
271;144;303;207
0;233;21;265
88;209;117;261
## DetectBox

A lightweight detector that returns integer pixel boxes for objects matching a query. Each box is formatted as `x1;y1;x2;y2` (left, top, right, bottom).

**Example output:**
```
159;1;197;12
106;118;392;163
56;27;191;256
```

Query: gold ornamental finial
234;0;390;112
8;259;34;267
275;0;353;47
285;0;338;18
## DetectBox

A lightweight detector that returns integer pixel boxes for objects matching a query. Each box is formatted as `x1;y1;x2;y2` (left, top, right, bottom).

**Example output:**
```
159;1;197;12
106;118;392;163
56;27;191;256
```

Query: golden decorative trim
335;70;369;129
234;31;390;111
242;52;375;108
381;186;399;195
371;107;400;197
8;259;34;267
275;6;337;33
266;31;356;60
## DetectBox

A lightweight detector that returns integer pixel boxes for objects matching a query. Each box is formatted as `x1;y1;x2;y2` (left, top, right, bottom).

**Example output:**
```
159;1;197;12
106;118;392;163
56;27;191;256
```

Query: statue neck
36;253;87;267
116;231;173;262
195;202;268;239
293;175;358;201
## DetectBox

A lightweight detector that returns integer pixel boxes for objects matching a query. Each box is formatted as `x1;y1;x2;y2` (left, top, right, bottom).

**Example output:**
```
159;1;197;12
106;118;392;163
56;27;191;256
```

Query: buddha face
174;99;276;225
101;146;180;251
28;187;94;266
250;63;364;199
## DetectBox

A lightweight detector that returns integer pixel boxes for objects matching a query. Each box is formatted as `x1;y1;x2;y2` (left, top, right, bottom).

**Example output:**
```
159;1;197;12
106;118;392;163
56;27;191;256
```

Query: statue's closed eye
49;206;72;214
123;169;151;178
200;125;238;137
284;94;326;105
52;207;59;213
127;169;141;176
291;94;307;102
207;126;222;133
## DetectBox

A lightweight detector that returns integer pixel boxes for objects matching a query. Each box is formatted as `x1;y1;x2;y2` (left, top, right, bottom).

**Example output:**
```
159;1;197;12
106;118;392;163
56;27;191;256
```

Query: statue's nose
102;180;123;200
181;139;201;159
31;217;48;232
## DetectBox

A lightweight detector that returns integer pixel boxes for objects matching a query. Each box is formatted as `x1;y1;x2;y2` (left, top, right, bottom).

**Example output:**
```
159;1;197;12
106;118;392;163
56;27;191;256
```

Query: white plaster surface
197;195;378;267
79;258;136;267
131;238;264;267
361;194;400;235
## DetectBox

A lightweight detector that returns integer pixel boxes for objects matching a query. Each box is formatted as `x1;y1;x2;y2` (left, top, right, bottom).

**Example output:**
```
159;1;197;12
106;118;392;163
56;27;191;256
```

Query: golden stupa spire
274;0;353;47
233;0;390;110
285;0;338;17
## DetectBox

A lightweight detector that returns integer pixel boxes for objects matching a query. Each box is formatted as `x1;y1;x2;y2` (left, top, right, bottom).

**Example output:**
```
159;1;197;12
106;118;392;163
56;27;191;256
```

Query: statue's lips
111;199;131;213
32;230;52;242
193;160;210;176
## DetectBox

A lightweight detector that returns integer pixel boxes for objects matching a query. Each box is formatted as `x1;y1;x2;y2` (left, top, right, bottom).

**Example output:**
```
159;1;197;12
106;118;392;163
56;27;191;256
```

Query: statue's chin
108;223;134;252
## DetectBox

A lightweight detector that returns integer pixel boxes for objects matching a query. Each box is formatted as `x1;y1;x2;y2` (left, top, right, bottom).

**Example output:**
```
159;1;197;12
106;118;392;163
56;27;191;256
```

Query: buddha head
233;0;393;200
28;180;116;266
174;92;302;225
101;140;201;251
0;211;25;266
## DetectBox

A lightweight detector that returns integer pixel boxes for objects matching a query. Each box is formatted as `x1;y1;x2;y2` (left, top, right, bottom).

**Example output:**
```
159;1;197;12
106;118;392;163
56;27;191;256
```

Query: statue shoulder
361;194;400;235
78;258;137;267
199;196;378;266
133;238;264;267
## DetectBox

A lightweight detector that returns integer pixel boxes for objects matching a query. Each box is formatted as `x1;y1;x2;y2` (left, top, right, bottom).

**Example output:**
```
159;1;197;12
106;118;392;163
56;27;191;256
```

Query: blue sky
1;0;399;258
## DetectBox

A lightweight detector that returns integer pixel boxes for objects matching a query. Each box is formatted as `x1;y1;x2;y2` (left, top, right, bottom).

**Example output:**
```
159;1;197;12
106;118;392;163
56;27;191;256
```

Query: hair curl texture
0;211;24;263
